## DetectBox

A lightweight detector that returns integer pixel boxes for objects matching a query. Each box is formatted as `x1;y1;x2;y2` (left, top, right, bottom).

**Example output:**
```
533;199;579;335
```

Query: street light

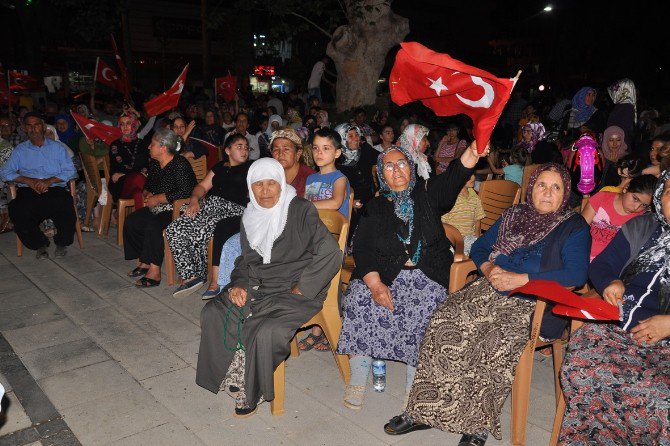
543;5;553;12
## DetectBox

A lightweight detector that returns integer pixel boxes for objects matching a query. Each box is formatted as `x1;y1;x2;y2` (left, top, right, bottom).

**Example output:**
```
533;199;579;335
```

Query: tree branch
289;11;333;39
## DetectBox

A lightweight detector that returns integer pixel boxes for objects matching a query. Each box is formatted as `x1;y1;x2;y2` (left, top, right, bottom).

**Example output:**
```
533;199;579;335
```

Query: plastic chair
79;152;113;236
116;199;135;246
448;260;569;446
520;164;540;203
478;179;521;234
270;209;350;416
8;179;85;257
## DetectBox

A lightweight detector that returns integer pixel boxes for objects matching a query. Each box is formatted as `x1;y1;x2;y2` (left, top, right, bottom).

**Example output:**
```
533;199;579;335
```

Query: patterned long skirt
406;277;534;439
336;268;447;367
559;323;670;446
165;196;244;280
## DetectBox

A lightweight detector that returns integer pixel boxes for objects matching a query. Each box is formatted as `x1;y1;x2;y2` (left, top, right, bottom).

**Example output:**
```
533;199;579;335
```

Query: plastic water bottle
372;359;386;392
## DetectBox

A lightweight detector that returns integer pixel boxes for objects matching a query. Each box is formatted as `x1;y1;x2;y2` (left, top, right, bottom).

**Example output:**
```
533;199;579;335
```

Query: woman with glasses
336;142;486;410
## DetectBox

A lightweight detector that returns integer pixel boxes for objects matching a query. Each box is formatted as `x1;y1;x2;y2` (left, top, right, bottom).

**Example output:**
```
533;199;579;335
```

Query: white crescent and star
173;80;184;95
101;67;117;82
426;74;495;109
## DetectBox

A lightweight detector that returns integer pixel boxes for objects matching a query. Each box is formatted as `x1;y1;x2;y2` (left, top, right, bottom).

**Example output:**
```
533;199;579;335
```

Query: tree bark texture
326;1;409;112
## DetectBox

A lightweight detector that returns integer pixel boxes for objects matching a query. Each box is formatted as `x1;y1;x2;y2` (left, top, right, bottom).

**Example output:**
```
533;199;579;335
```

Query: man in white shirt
225;112;260;160
308;57;328;102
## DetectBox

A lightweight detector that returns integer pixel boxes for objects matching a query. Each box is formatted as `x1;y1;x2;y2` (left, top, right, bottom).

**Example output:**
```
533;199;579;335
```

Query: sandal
128;266;149;277
298;333;325;352
313;336;331;352
135;277;161;287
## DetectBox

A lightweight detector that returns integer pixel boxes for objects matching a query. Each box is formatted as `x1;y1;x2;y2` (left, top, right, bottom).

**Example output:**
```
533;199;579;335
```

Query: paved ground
0;230;559;445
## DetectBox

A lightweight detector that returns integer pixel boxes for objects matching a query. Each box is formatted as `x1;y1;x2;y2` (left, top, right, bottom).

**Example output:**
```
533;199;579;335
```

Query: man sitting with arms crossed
0;112;77;259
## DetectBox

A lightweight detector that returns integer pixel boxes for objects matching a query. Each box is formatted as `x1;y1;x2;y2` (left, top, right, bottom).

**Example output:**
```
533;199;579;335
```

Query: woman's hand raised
460;140;491;169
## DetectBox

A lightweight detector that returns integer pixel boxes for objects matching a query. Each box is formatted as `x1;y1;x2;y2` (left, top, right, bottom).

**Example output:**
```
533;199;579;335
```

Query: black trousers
123;207;172;266
9;186;76;250
211;215;241;267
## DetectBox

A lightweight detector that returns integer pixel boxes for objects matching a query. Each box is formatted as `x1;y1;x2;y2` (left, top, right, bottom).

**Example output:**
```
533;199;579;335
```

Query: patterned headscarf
286;108;302;124
621;170;670;315
518;121;546;153
489;163;574;261
334;123;362;166
377;145;421;263
602;125;628;162
571;87;597;124
118;112;140;142
269;127;303;150
397;124;431;180
608;78;637;123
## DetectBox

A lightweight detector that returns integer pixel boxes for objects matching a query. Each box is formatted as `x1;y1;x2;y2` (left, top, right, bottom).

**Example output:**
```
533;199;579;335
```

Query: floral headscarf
621;170;670;315
518;121;546;153
489;163;574;261
397;124;431;180
377;145;421;263
334;123;362;166
286;108;302;124
608;78;637;123
602;125;628;162
118;112;140;142
571;87;597;124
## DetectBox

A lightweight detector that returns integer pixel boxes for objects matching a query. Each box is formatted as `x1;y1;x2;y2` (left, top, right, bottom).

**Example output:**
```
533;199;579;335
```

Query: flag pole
93;57;100;84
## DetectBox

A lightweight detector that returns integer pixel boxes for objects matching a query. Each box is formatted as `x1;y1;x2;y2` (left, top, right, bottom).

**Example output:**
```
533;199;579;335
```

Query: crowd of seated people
1;78;670;445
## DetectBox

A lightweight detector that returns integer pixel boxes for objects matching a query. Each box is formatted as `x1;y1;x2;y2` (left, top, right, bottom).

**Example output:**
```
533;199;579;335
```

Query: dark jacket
337;142;379;204
351;159;474;288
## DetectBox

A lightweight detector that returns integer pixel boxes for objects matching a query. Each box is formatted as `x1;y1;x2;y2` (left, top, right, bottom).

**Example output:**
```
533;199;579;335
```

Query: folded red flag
215;75;237;103
9;70;41;91
71;111;122;146
111;34;132;99
94;57;126;96
509;280;619;321
390;42;519;153
188;137;220;170
144;64;189;117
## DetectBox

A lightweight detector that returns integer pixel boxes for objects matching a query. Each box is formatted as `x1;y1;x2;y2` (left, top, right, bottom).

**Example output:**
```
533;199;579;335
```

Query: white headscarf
265;114;283;137
397;124;432;180
242;158;298;264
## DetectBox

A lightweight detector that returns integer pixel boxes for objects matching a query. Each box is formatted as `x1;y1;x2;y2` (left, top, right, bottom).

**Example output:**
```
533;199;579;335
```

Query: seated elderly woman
270;127;315;197
166;133;251;298
336;142;485;409
559;171;670;445
384;163;591;446
196;158;342;417
124;128;196;287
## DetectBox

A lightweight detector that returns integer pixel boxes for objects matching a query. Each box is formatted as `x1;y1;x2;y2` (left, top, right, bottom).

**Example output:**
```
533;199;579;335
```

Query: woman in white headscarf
397;124;432;180
258;114;283;157
196;158;343;418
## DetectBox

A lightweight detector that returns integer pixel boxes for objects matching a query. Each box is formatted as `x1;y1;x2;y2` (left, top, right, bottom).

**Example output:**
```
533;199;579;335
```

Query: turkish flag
215;75;236;102
71;111;122;145
189;137;220;170
510;280;620;321
390;42;518;153
94;57;126;95
144;64;189;117
111;34;132;99
8;70;41;91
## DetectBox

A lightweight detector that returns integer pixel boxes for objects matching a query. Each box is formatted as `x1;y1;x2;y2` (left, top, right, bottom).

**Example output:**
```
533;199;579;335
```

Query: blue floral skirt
336;268;446;367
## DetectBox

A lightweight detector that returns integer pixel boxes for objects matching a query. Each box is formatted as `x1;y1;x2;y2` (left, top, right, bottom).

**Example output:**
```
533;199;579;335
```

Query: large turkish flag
144;64;189;117
71;111;122;145
94;57;126;95
390;42;518;153
215;75;236;103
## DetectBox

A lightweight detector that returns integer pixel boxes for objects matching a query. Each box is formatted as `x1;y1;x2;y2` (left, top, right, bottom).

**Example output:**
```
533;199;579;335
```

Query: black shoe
54;245;67;258
384;412;431;435
35;246;49;260
233;403;257;419
458;433;488;446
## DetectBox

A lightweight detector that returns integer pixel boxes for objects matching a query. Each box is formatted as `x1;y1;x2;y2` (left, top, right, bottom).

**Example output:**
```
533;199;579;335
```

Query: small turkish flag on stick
144;64;189;117
390;42;521;153
94;57;126;95
71;111;122;145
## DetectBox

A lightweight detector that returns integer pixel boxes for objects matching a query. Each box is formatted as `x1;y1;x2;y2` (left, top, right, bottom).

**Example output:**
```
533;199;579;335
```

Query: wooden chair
188;155;208;182
9;179;85;257
478;179;521;234
79;152;114;236
271;209;350;416
116;198;135;246
520;164;540;203
448;260;568;446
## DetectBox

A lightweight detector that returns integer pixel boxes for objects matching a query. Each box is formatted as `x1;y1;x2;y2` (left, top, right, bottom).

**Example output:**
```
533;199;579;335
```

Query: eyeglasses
383;159;409;171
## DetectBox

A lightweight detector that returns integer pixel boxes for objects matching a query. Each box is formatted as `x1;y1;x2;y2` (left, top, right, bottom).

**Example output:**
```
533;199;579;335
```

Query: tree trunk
326;1;409;112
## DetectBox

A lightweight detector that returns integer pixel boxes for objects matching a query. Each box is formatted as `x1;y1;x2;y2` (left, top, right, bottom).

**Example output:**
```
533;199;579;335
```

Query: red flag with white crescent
71;111;122;145
390;42;519;153
143;64;189;117
94;57;126;95
189;137;220;169
111;34;132;99
8;70;41;91
215;75;237;102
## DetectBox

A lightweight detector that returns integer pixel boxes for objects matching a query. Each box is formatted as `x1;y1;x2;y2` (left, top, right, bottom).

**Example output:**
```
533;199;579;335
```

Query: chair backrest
371;165;379;191
346;190;354;223
520;164;540;203
317;209;349;308
448;259;479;294
478;179;521;232
80;152;110;196
188;155;208;182
443;222;466;262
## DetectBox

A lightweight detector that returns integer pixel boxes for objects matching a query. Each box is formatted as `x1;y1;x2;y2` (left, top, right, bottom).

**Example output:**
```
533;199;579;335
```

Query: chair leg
271;361;285;416
549;387;566;446
16;235;23;257
164;231;177;286
551;341;564;406
206;238;213;284
318;316;350;385
84;191;96;227
511;343;535;446
117;207;125;246
73;204;84;249
99;202;113;237
290;337;299;358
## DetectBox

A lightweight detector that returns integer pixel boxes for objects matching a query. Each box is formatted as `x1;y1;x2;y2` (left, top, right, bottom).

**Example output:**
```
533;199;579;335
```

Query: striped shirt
441;188;485;237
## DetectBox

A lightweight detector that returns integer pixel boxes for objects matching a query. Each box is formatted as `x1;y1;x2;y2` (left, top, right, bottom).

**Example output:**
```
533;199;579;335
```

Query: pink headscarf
601;125;628;162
